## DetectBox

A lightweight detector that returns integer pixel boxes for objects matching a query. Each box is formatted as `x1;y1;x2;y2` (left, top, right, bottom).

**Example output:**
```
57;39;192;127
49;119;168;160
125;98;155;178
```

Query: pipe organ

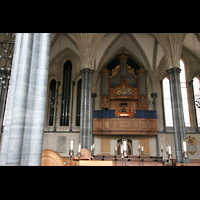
101;49;147;116
93;50;158;135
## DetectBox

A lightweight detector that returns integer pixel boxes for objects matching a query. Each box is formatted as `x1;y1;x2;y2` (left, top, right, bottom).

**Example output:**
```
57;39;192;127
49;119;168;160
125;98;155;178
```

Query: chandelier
0;38;14;135
0;40;14;87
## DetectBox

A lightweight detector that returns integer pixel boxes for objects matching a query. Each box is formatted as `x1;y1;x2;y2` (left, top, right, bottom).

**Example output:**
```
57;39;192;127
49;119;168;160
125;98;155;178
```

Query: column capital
151;93;157;98
166;67;181;74
80;68;94;74
91;93;97;98
188;79;193;85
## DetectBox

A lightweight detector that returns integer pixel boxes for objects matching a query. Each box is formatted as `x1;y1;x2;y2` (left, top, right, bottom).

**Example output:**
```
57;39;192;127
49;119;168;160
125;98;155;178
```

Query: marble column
0;33;22;165
79;68;94;150
166;67;190;163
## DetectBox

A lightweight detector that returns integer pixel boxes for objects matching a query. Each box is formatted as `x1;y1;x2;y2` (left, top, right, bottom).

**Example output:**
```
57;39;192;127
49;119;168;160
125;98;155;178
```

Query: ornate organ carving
100;50;148;117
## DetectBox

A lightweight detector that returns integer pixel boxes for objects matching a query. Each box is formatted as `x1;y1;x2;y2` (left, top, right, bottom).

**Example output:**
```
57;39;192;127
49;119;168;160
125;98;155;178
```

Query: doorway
117;139;132;155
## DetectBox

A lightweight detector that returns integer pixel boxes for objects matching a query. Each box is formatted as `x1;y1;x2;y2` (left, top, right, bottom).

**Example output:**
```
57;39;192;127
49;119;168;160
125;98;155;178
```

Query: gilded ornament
187;136;197;155
110;65;120;77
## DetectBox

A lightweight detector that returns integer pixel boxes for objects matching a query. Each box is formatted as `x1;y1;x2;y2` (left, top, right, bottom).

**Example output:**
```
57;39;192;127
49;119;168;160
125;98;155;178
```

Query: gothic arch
92;46;147;93
49;47;81;82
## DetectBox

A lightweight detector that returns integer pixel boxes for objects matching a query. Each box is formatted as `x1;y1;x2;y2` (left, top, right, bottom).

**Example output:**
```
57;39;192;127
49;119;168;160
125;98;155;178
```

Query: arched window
76;79;82;126
193;77;200;127
180;60;190;127
60;61;72;126
48;79;56;126
163;77;173;127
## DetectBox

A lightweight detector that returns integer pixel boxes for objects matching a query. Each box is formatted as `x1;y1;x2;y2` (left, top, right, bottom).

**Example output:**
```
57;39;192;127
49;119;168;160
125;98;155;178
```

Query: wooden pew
176;159;200;166
176;163;200;166
62;156;77;166
79;160;113;166
115;161;163;166
41;149;64;166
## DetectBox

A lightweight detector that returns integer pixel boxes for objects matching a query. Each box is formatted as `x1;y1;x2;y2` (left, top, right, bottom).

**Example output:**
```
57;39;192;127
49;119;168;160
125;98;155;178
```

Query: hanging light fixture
0;39;14;86
0;39;14;60
0;37;14;135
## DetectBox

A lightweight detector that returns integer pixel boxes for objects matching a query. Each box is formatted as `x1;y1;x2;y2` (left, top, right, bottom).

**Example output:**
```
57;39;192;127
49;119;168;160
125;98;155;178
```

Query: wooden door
139;138;149;155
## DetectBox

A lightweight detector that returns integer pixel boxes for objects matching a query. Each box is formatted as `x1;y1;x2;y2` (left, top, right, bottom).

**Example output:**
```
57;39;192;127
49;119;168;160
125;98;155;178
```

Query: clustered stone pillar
151;93;159;157
0;33;51;166
151;93;157;111
79;68;94;150
91;93;97;145
166;67;190;163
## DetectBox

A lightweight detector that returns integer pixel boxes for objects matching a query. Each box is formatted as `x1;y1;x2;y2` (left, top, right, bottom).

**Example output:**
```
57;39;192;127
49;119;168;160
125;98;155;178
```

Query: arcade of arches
1;33;200;166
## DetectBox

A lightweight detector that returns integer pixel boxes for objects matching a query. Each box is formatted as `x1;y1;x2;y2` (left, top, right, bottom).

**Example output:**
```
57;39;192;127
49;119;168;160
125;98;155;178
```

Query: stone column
69;81;75;132
27;33;51;166
166;67;190;163
151;93;159;157
0;33;22;165
86;69;93;149
20;33;41;166
79;69;85;145
6;33;34;165
189;80;199;133
151;93;157;111
0;33;51;166
79;68;94;150
159;80;166;132
91;93;97;145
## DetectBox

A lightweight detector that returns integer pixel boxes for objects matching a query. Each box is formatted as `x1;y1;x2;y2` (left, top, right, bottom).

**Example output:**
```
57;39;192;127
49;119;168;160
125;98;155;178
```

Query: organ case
100;50;148;116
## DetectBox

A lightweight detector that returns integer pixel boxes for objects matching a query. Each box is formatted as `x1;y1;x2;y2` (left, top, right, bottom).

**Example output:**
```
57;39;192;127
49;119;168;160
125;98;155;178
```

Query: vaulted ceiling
50;33;200;72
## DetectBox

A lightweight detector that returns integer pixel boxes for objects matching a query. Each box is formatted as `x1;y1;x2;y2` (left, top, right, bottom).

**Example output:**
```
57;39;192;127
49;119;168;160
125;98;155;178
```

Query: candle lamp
161;145;163;154
120;144;123;158
123;139;128;158
167;145;172;166
90;145;93;155
160;145;164;164
120;144;124;166
77;144;81;159
92;144;95;155
69;139;74;166
138;144;141;165
182;141;188;166
122;139;128;166
166;146;168;155
114;144;118;156
141;146;144;166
